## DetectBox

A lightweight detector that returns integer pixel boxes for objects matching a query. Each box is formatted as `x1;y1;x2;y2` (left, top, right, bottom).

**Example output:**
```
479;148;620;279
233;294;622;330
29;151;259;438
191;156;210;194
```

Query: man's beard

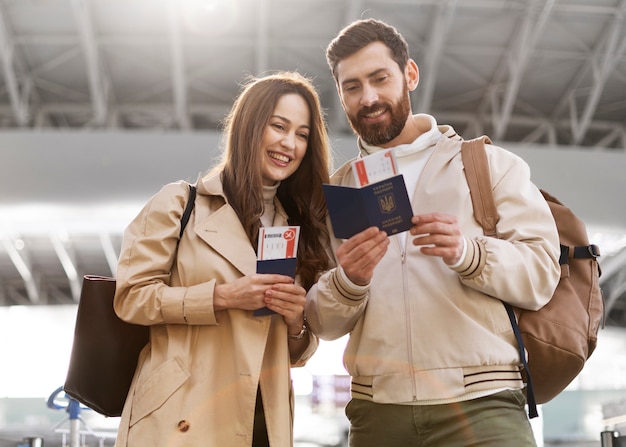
346;84;411;146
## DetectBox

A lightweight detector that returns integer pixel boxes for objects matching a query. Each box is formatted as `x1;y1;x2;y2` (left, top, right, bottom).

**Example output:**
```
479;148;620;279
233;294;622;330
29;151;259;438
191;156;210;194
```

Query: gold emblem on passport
378;194;396;213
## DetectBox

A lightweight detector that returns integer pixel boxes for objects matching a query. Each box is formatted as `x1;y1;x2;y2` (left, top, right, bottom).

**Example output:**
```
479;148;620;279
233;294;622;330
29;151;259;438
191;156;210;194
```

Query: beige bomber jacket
305;125;560;405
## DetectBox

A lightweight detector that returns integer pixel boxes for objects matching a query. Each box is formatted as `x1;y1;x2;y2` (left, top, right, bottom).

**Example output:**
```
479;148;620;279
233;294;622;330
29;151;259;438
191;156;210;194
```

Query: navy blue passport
323;174;413;239
254;257;298;316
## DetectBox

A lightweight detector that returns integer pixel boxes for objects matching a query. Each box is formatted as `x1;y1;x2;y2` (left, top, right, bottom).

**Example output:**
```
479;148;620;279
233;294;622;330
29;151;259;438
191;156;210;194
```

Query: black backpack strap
561;244;601;264
180;183;197;237
504;303;538;418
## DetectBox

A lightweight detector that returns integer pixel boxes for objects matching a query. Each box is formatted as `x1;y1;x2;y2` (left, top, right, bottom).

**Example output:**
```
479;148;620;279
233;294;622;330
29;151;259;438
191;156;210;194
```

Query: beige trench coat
113;173;317;447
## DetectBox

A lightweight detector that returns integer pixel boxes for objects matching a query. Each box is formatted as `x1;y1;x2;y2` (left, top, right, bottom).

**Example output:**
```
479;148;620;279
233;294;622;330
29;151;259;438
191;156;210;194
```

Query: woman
113;71;332;446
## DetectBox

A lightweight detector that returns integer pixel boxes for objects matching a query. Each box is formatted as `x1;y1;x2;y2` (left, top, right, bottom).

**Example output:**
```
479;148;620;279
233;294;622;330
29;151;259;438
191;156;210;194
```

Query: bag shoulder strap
460;136;498;238
460;136;539;419
179;183;197;238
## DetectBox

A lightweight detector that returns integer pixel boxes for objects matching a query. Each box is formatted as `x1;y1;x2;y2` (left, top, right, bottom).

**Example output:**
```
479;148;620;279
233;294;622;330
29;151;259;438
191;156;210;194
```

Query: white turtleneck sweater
261;182;279;227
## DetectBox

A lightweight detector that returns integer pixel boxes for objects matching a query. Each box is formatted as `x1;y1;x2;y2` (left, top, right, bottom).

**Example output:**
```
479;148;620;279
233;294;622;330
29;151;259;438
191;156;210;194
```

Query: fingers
264;283;306;324
217;274;295;311
252;273;296;285
410;213;464;264
337;226;389;286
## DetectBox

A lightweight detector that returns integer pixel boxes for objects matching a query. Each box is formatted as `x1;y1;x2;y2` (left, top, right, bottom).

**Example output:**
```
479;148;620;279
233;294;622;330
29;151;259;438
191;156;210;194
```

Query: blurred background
1;0;626;446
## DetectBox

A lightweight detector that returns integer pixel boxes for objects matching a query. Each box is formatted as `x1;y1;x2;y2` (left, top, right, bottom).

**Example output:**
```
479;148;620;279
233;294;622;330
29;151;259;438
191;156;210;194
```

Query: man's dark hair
326;19;410;82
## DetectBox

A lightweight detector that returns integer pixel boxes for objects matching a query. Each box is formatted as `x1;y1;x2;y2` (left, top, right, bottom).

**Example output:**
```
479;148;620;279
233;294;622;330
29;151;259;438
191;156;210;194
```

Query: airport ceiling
0;0;624;145
0;0;626;326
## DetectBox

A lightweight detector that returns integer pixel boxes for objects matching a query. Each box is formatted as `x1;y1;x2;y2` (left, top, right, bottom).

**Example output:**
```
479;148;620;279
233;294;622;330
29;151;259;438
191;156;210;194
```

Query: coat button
177;420;190;432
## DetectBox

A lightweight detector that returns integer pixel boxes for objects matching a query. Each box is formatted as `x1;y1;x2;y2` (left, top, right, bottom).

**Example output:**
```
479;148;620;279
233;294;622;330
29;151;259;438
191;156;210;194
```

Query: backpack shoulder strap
460;136;539;418
461;136;499;238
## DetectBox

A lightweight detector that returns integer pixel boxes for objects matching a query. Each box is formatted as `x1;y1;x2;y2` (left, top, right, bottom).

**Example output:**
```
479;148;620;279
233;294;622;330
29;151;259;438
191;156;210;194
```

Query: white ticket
257;226;300;260
351;148;399;187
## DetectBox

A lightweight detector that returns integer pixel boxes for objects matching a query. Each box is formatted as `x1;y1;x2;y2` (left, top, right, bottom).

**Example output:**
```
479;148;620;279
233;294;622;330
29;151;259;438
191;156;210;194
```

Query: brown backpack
461;136;604;418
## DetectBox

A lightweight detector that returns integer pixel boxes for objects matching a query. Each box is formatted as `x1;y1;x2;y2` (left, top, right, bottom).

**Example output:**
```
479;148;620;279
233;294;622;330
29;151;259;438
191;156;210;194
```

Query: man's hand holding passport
323;149;413;239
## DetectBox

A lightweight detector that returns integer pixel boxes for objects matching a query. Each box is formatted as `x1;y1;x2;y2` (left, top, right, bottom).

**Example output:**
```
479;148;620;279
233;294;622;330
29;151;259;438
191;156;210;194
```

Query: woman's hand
264;282;306;333
214;274;295;312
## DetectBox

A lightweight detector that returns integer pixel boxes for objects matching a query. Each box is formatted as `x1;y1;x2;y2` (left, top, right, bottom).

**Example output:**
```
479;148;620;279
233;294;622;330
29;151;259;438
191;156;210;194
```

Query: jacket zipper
399;242;418;402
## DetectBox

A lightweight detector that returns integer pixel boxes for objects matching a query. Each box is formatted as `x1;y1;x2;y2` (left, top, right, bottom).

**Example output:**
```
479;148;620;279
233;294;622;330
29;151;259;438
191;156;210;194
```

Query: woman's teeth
269;152;289;163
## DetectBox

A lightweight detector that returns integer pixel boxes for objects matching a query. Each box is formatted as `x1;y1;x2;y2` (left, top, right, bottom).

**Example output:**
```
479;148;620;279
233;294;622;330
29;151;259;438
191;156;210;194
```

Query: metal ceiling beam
31;101;226;115
600;247;626;315
594;127;624;149
328;0;365;132
0;100;622;149
0;3;30;126
570;0;626;145
492;0;554;141
119;53;230;106
167;3;190;130
32;77;88;101
71;0;109;126
438;110;626;148
0;236;39;303
599;247;626;288
50;234;81;302
520;122;557;146
4;284;31;306
99;233;118;277
28;49;84;129
13;34;331;48
30;47;82;78
607;274;626;318
417;0;457;113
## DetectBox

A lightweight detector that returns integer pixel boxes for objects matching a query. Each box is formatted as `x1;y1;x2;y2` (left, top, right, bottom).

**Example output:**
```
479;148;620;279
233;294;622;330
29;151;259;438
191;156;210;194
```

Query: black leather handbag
63;184;196;417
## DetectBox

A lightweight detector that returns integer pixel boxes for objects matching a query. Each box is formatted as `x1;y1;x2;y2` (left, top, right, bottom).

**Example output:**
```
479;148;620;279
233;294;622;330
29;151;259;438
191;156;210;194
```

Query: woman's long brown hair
214;72;332;290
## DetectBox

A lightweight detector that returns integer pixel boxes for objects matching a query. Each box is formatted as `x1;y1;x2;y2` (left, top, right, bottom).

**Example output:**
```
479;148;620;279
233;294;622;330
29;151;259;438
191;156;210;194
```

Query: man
305;18;561;446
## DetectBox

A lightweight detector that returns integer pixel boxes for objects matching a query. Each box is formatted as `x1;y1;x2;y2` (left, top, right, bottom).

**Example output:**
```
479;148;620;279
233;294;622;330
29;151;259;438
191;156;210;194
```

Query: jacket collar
196;171;288;223
194;171;289;276
196;171;224;197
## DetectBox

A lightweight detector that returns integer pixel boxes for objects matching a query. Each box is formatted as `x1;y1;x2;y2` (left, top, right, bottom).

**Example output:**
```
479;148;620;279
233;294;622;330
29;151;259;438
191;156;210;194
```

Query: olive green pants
345;390;536;447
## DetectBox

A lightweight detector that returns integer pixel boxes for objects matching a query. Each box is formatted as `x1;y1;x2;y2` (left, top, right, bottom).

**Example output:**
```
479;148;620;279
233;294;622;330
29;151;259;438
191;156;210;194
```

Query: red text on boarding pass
257;226;300;260
352;148;399;187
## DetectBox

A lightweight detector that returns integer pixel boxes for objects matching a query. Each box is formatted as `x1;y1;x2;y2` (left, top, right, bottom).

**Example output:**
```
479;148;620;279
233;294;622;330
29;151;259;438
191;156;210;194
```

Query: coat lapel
194;172;291;277
195;204;257;276
194;174;257;276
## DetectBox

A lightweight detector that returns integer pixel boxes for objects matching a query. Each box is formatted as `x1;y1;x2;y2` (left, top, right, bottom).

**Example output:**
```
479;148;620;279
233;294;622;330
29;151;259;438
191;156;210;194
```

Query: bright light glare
179;0;239;35
0;202;143;235
0;305;349;399
0;305;77;398
588;227;626;257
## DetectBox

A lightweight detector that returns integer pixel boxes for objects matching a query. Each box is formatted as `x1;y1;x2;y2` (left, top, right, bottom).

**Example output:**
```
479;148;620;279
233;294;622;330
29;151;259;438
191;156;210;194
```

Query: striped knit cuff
329;266;369;303
450;236;486;279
